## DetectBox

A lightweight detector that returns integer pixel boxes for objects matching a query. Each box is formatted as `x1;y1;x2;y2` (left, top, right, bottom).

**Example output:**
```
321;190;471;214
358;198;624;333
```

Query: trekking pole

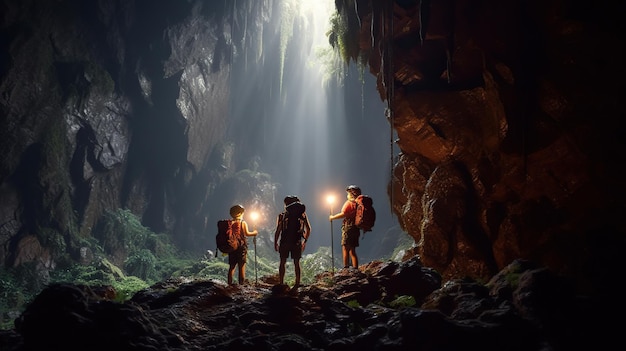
327;194;335;274
250;211;259;285
254;236;258;284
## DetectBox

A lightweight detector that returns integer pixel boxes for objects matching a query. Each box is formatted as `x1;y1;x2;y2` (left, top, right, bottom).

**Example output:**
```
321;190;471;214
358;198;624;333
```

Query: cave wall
1;0;624;296
0;0;279;271
354;0;625;291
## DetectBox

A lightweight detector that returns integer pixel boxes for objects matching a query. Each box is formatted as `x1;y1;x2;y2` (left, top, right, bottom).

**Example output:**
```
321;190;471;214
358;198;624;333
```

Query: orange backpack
355;195;376;232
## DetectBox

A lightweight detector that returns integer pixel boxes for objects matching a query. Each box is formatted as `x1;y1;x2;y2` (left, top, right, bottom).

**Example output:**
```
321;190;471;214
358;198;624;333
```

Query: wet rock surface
0;257;612;350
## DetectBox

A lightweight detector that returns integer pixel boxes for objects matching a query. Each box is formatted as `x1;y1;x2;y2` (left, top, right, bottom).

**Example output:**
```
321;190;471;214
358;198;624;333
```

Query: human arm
329;201;349;221
329;212;345;221
273;214;282;251
301;213;312;249
242;221;258;236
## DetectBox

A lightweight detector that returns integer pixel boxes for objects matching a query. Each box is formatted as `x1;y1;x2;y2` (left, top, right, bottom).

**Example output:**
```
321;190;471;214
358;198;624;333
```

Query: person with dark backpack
274;195;311;288
329;185;363;270
223;204;257;285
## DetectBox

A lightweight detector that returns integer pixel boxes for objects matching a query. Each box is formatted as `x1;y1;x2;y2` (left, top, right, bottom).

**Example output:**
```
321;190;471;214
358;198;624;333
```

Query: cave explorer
227;204;258;285
274;195;311;289
329;185;361;270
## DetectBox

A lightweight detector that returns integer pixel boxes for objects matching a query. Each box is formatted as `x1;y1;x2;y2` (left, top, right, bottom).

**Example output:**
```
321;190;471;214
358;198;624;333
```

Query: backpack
355;195;376;232
281;201;306;243
216;219;243;254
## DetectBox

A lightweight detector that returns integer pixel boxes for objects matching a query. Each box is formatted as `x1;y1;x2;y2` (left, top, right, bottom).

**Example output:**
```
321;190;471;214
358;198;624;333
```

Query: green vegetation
346;299;360;308
389;234;416;261
96;208;183;283
0;207;409;330
326;0;368;68
49;257;151;302
0;209;191;330
320;0;369;107
301;246;334;283
276;1;370;93
0;266;38;329
389;295;417;309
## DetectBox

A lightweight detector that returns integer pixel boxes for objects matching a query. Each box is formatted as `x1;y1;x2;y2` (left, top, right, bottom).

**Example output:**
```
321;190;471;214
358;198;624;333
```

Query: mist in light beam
228;0;399;261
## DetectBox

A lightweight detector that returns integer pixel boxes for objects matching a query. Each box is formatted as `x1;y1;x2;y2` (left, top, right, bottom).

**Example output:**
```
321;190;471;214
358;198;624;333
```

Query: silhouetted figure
329;185;361;269
274;195;311;288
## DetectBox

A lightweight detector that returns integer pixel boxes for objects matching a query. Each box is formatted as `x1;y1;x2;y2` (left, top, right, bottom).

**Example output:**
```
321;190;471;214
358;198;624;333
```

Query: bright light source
249;211;259;222
300;0;334;47
326;194;335;206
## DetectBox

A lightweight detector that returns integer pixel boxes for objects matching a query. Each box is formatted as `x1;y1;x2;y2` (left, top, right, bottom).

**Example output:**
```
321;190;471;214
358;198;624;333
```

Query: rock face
1;1;624;346
0;0;623;306
0;258;611;350
350;0;625;291
0;0;277;273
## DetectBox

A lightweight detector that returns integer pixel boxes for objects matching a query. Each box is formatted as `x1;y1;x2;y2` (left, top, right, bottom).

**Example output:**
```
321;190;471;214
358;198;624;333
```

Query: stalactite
384;0;395;214
353;0;362;28
419;0;431;46
277;0;298;97
370;1;375;48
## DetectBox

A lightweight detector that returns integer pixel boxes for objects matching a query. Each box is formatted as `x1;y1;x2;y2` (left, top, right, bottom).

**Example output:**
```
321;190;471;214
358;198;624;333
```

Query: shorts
341;225;360;248
228;246;247;266
279;240;303;260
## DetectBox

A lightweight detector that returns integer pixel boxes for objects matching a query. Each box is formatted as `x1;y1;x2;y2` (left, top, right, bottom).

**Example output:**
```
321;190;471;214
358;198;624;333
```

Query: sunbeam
229;0;397;260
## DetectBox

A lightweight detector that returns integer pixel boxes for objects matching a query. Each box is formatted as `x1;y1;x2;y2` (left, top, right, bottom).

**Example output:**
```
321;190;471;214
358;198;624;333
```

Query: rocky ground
0;257;614;351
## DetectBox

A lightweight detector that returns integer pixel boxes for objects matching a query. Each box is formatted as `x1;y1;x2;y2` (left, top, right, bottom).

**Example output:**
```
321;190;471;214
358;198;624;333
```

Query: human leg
239;262;246;284
346;227;360;268
349;247;358;268
294;258;301;286
228;252;237;284
278;257;287;285
278;242;293;285
228;263;236;285
341;226;350;268
292;240;303;286
238;248;248;284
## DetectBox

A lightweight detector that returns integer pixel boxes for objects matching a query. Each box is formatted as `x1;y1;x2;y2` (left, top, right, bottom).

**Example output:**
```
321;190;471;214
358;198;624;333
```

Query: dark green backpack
280;202;306;243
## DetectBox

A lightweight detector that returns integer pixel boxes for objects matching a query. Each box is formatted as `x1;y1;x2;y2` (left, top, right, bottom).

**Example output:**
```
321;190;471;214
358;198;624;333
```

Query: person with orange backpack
329;185;362;270
225;204;258;285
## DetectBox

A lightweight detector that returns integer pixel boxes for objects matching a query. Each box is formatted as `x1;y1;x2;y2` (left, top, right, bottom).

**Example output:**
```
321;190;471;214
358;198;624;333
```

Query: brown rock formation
350;0;625;291
1;258;609;350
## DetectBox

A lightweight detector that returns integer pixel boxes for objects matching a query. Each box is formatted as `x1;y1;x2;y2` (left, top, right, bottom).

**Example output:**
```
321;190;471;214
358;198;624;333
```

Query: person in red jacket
329;185;361;270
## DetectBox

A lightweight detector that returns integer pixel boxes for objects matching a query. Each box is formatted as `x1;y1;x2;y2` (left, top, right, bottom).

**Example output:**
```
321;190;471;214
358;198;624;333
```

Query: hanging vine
277;0;298;96
327;0;368;69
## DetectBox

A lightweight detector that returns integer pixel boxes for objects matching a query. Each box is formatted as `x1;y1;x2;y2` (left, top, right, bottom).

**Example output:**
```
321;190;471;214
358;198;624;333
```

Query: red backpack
355;195;376;232
216;219;243;254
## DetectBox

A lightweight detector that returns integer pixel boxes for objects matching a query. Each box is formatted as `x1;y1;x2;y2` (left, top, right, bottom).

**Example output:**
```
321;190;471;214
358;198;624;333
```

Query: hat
284;195;300;206
346;185;361;196
229;204;245;218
